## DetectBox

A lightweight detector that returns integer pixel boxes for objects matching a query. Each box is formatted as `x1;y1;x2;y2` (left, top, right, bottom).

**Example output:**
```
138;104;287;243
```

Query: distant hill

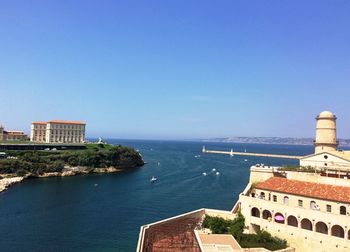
201;137;350;147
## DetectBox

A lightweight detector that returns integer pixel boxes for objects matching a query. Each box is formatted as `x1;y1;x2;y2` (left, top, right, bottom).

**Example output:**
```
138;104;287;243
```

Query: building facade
241;166;350;252
137;111;350;252
0;125;28;141
30;120;86;143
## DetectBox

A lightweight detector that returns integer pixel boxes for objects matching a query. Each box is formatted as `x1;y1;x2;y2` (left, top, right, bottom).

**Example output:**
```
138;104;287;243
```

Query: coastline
0;166;131;193
0;177;24;192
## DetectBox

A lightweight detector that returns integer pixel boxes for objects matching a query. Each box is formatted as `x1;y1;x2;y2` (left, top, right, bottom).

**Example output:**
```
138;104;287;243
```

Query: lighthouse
314;111;338;154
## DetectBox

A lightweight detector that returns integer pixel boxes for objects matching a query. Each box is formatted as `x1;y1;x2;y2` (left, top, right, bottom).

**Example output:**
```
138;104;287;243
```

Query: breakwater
203;149;303;160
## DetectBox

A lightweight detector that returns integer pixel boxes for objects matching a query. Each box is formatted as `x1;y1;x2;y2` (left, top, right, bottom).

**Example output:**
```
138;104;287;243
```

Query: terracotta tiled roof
48;120;85;125
256;177;350;204
32;120;86;125
7;131;25;135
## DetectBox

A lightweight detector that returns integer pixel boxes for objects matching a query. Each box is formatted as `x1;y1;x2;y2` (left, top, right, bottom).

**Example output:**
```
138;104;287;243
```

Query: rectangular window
326;204;331;212
298;200;303;207
273;195;277;202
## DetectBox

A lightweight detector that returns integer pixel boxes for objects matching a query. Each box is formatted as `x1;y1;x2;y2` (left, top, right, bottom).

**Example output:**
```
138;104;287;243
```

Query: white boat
216;172;220;175
150;176;157;183
212;168;216;171
202;172;207;176
244;159;248;162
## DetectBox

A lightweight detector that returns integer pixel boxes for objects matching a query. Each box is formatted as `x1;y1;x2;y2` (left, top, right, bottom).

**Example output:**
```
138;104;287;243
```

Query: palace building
0;125;28;141
137;111;350;252
30;120;86;143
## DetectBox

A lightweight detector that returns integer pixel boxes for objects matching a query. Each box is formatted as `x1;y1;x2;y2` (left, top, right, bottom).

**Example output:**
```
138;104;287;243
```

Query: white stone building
137;111;350;252
0;125;28;141
30;120;86;143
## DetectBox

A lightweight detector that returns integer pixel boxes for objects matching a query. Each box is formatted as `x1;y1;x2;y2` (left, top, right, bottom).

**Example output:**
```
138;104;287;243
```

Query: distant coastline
200;137;350;147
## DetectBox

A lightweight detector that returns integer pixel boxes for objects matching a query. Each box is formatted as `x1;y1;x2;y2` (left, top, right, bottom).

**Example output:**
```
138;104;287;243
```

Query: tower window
324;155;328;159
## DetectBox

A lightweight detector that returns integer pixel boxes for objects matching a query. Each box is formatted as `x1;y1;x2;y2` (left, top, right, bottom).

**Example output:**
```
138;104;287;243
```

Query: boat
244;159;248;162
150;176;157;183
202;172;207;176
212;168;216;171
216;172;220;175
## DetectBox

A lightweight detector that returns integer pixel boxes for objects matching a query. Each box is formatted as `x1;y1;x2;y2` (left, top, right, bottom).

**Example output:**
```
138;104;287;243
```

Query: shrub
203;213;287;251
0;145;144;176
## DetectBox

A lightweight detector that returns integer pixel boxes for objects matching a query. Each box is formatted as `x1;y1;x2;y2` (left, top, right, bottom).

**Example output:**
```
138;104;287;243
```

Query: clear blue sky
1;1;349;139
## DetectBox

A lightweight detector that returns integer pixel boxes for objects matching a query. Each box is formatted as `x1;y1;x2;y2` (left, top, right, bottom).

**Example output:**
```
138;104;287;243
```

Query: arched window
331;225;344;238
310;201;316;210
262;210;272;220
287;215;298;227
283;196;289;205
251;207;260;218
301;218;312;231
315;222;328;234
274;213;285;224
340;206;346;215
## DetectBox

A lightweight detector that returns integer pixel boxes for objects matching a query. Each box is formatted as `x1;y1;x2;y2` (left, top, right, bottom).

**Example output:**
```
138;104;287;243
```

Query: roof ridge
256;176;350;204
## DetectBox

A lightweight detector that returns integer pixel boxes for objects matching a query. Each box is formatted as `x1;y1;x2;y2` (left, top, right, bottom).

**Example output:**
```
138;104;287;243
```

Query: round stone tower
314;111;338;153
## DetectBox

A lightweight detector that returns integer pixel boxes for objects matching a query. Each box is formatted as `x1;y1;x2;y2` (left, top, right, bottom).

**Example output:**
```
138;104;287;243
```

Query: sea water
0;140;313;252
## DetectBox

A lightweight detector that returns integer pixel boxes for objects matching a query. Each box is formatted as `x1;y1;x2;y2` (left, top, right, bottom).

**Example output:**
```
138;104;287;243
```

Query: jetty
202;147;302;160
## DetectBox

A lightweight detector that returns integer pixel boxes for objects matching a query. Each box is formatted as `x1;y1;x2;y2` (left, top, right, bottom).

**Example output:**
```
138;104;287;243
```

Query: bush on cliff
0;144;144;176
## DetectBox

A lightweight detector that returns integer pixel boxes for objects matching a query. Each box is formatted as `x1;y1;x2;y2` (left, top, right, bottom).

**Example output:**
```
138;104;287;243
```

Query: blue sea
0;140;313;252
